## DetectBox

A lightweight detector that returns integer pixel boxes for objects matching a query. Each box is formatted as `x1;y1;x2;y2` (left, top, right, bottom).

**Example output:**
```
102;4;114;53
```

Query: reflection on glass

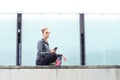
0;14;16;65
22;14;80;65
85;14;120;65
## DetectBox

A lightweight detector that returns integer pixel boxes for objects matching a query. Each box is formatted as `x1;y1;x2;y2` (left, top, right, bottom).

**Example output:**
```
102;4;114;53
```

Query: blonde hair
41;27;48;34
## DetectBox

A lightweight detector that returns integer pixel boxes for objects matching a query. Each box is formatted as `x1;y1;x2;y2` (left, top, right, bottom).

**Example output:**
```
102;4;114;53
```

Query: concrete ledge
0;65;120;69
0;65;120;80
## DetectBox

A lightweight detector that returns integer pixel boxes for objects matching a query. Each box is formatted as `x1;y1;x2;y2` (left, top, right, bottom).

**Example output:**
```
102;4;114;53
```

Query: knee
52;53;57;60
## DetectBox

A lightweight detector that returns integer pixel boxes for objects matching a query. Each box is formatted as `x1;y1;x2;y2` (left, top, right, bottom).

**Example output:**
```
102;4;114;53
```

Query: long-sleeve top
36;39;51;60
36;38;63;61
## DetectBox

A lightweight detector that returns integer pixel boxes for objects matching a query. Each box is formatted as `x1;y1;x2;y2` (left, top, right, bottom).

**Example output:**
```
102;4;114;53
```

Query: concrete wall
0;66;120;80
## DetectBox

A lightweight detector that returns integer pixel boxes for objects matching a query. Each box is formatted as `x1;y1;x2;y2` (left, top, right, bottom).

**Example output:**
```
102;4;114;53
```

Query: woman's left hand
63;56;67;61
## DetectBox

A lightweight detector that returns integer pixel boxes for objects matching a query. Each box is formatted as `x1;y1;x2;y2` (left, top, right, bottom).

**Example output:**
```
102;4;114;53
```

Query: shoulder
38;39;44;44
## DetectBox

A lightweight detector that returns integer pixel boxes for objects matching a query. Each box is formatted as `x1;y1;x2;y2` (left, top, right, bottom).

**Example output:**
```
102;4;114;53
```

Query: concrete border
0;65;120;69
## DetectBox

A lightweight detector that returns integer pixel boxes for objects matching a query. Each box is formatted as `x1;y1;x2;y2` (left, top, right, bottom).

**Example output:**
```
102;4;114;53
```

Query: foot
55;59;62;67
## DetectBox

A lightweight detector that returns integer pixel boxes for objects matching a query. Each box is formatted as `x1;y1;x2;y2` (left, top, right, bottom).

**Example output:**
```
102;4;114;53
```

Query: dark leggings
36;53;57;65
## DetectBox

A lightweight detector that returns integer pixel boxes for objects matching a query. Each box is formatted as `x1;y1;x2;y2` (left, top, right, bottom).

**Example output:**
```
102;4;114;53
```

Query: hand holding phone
51;47;58;53
54;47;58;51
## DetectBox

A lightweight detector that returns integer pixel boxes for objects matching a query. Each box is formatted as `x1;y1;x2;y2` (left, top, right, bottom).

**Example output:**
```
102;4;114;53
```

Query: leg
55;55;62;66
36;53;57;65
45;53;57;64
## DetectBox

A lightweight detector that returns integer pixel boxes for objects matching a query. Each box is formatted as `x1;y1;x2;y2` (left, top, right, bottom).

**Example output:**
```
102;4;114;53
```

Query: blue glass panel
22;14;80;65
0;14;16;65
85;14;120;65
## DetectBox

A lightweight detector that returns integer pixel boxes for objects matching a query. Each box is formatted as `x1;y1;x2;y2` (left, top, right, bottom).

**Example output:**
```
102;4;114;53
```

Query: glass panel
85;14;103;65
0;14;16;65
22;14;80;65
102;15;120;65
85;14;120;65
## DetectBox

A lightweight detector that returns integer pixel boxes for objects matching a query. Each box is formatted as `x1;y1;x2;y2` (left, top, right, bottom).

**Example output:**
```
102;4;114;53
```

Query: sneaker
55;58;62;67
55;59;62;66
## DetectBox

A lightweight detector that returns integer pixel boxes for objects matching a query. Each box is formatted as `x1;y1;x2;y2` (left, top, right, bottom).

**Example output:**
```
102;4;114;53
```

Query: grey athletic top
36;38;51;60
36;38;63;61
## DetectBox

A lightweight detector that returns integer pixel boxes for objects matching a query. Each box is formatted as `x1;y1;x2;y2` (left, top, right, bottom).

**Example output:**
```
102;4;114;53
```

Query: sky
0;0;120;13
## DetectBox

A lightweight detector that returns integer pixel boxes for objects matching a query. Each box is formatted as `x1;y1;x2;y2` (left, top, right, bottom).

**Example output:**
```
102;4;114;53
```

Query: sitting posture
36;27;66;66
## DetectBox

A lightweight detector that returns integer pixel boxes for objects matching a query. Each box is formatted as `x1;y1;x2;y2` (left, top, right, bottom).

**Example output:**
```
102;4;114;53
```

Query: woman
36;27;66;66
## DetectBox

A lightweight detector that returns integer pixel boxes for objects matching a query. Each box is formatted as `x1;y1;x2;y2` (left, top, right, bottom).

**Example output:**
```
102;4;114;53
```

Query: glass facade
0;13;120;66
22;14;80;65
0;14;16;65
85;14;120;65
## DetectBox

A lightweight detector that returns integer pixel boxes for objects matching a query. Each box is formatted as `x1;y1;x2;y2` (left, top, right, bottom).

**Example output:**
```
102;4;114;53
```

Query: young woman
36;27;66;66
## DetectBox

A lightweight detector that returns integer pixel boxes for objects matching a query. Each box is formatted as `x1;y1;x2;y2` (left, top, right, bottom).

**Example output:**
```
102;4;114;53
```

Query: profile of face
42;29;50;40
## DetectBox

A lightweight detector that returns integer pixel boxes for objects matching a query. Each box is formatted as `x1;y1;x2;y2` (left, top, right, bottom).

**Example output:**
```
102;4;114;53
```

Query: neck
43;38;48;42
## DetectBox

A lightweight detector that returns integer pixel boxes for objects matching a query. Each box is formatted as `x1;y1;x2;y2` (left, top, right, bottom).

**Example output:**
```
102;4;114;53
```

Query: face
42;29;50;40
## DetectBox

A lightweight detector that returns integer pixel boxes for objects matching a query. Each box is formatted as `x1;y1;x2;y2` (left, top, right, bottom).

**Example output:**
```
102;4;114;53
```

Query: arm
57;54;63;57
57;54;66;61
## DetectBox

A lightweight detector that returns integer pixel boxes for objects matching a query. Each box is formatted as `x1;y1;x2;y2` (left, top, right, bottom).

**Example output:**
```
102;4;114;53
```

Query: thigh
45;53;57;64
36;54;57;65
36;58;49;65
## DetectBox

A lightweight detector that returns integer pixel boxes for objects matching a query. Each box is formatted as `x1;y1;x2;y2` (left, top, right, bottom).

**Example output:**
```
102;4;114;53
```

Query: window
85;14;120;65
0;14;16;65
22;14;80;65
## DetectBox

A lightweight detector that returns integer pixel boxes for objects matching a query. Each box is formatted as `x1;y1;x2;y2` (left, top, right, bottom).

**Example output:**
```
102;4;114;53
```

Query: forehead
44;29;50;32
